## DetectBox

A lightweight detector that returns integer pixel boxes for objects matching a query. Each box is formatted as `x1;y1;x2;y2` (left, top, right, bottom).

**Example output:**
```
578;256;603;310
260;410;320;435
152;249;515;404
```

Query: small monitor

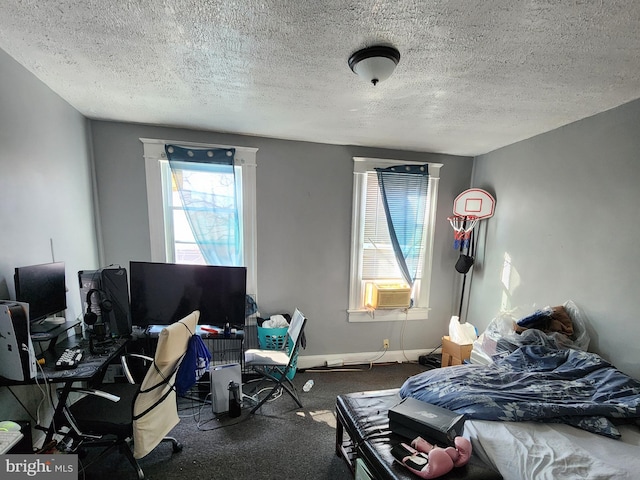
15;262;67;324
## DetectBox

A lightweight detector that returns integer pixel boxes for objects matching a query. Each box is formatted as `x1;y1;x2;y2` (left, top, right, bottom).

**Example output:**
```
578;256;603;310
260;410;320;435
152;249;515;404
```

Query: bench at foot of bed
335;389;502;480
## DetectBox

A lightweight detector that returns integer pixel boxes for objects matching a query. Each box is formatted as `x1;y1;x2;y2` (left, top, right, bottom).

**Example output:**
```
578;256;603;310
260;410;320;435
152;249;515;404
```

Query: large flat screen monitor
129;261;247;328
14;261;67;324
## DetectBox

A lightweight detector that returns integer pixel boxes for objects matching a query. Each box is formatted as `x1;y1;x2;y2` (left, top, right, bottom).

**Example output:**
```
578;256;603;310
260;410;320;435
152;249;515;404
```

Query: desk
37;336;128;385
41;336;129;445
0;335;129;447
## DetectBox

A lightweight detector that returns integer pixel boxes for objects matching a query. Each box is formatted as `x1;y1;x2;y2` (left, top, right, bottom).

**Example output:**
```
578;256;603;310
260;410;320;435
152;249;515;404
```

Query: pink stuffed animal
391;442;453;479
412;436;472;468
391;436;472;479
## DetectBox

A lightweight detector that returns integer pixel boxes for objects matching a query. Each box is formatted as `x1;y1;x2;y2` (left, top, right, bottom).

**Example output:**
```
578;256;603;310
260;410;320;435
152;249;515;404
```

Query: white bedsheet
464;420;640;480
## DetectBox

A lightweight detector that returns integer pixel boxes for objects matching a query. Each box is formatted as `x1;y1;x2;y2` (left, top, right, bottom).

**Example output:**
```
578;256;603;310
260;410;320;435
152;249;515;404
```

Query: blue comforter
399;345;640;438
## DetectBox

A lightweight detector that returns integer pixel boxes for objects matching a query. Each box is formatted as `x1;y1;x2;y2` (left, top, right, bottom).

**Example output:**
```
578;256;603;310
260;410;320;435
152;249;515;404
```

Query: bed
335;389;502;480
398;302;640;479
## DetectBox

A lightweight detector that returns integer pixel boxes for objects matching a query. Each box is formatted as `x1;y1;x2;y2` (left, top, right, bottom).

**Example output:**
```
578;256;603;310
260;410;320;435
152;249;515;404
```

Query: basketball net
447;215;478;249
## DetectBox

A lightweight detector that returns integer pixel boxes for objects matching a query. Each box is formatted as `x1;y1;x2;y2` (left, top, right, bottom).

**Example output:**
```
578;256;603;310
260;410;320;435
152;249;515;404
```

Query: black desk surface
0;335;129;386
38;336;129;383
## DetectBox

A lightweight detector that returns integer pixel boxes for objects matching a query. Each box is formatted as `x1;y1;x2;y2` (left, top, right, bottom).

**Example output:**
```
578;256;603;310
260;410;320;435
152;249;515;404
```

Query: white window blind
362;172;406;281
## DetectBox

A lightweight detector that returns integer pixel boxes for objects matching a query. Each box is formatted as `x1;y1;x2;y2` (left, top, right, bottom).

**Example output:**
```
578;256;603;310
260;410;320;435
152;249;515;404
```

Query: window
140;138;258;297
165;160;243;265
348;157;441;322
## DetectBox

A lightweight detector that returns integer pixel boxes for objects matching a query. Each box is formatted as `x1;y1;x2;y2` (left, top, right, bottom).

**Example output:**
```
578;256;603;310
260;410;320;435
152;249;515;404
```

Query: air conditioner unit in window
365;283;412;309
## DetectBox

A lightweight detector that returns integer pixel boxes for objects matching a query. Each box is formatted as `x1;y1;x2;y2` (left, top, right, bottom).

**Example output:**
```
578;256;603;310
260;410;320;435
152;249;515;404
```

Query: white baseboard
296;347;441;370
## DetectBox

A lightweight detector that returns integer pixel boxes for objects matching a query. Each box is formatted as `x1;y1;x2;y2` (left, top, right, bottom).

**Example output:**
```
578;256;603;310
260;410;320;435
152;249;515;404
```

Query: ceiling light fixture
348;45;401;86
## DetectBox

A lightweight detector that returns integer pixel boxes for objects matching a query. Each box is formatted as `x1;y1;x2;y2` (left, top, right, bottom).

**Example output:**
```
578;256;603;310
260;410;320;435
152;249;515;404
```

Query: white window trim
348;157;442;322
140;138;258;297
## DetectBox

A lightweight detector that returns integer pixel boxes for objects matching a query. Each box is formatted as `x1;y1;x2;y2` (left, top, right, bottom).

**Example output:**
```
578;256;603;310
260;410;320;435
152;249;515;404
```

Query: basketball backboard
453;189;495;219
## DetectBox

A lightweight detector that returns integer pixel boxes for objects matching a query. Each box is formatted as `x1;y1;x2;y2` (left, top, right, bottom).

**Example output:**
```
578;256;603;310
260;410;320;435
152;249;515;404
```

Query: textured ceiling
2;1;640;156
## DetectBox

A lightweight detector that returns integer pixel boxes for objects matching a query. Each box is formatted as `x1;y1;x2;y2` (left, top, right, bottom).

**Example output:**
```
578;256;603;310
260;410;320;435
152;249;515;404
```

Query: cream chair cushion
133;310;199;458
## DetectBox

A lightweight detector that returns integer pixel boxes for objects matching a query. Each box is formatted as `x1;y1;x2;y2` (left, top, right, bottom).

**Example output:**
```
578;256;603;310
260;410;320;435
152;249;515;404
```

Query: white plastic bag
469;300;591;364
448;316;478;345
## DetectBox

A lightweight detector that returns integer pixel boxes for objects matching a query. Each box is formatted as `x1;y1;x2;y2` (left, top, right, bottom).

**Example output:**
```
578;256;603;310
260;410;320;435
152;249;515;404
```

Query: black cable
424;343;442;357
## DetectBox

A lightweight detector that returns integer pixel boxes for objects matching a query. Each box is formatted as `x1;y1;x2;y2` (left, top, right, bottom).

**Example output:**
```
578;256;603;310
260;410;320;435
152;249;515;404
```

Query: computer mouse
0;421;21;432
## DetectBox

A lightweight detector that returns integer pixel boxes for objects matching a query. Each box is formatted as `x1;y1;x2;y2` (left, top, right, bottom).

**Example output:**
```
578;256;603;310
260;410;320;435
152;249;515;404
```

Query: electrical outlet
383;338;390;349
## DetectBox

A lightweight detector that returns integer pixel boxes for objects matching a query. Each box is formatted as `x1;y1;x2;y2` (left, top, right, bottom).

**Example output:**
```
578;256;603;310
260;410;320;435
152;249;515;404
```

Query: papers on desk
147;325;225;337
146;325;166;336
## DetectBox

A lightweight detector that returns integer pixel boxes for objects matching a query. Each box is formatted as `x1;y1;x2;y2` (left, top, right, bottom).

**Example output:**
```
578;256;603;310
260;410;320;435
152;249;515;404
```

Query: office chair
244;308;307;413
60;310;200;479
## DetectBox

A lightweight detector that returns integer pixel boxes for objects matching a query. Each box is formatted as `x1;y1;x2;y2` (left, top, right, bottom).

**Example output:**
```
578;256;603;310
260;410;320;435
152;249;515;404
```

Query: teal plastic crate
257;326;298;380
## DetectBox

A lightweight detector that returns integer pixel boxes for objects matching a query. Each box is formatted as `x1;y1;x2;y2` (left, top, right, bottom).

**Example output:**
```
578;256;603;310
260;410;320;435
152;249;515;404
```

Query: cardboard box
441;335;473;367
388;397;465;447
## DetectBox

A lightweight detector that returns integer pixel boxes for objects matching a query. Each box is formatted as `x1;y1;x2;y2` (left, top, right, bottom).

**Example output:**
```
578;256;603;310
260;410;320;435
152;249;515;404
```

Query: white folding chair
244;308;307;413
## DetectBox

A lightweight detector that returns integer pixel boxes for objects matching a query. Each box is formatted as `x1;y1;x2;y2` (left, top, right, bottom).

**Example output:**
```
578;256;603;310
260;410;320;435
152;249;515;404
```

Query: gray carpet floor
80;361;428;479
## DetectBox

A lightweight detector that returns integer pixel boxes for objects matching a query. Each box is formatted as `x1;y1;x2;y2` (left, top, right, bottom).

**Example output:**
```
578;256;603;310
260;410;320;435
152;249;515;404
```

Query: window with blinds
348;157;441;322
362;171;425;283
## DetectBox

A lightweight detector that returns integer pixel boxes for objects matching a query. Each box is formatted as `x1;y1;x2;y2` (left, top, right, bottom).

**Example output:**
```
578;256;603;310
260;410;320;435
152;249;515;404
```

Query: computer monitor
14;262;67;327
129;261;247;328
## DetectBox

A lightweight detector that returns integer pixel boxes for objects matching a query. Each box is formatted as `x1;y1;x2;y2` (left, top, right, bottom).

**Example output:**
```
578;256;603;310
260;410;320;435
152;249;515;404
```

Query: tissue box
441;336;473;367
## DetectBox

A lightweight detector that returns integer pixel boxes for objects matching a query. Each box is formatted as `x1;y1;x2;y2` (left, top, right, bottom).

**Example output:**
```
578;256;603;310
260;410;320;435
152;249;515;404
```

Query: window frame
140;138;258;297
348;157;441;322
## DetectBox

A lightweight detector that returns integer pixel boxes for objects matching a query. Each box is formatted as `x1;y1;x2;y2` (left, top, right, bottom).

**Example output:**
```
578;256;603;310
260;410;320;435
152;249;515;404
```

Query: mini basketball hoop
448;215;478;249
449;189;495;249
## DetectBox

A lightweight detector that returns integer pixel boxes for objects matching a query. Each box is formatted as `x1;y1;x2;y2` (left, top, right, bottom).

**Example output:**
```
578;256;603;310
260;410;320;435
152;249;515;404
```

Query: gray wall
468;98;640;379
90;121;473;360
0;49;98;425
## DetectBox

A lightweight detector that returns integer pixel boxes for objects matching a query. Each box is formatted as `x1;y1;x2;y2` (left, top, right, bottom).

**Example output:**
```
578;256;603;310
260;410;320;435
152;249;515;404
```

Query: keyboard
0;430;24;454
55;348;84;370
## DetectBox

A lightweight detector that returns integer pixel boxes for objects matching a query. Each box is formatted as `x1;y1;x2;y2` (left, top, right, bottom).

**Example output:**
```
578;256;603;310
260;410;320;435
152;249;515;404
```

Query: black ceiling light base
348;45;401;85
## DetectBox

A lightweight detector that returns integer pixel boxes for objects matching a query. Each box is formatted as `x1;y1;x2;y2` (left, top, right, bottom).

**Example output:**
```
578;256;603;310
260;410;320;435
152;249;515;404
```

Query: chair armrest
60;387;121;403
121;353;153;384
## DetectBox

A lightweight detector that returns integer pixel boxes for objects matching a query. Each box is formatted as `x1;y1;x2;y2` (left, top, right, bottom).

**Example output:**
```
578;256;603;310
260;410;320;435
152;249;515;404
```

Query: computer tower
78;266;132;336
0;301;37;381
210;363;242;414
